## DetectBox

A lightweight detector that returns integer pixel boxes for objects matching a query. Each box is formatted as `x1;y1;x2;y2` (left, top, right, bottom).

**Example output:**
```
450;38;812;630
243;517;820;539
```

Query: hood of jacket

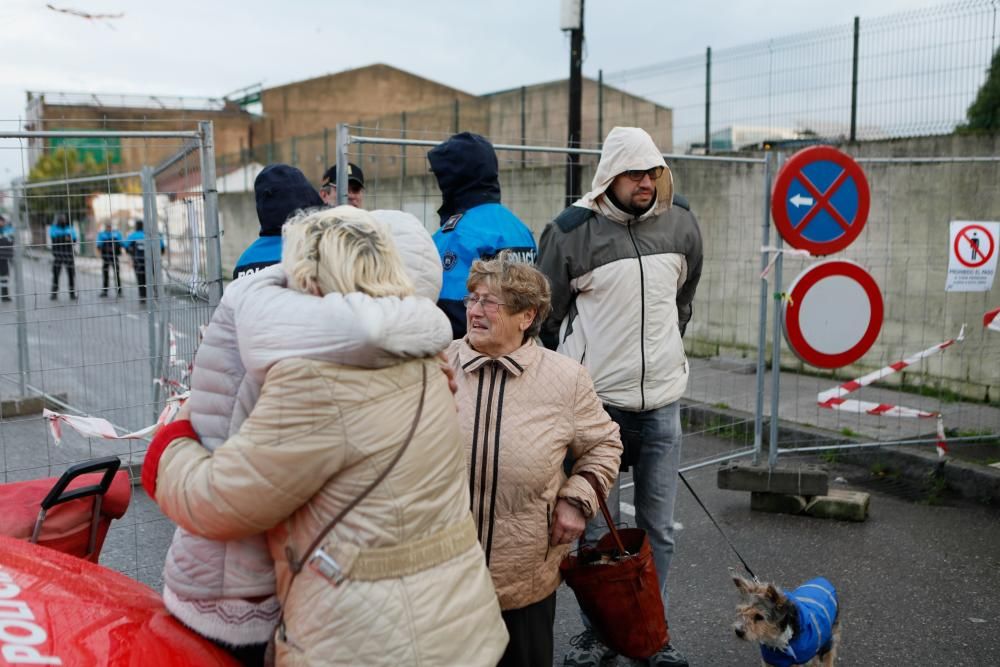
254;164;323;236
370;209;443;300
428;132;501;224
574;126;674;223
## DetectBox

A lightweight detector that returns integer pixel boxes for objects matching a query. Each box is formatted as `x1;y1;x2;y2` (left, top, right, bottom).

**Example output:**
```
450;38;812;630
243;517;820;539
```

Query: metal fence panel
0;124;222;587
338;126;1000;468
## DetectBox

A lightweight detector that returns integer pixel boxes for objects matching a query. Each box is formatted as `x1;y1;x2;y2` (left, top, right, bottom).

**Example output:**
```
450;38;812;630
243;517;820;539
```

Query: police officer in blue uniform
428;132;537;338
233;164;323;280
96;222;124;297
49;214;78;300
124;220;164;302
0;215;13;302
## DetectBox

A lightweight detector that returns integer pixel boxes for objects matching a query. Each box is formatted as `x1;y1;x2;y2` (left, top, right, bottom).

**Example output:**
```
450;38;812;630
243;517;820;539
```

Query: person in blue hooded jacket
429;132;537;339
232;164;323;281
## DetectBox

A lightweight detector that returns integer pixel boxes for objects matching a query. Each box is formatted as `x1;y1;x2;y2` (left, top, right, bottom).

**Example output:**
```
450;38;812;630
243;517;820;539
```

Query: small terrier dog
732;574;840;666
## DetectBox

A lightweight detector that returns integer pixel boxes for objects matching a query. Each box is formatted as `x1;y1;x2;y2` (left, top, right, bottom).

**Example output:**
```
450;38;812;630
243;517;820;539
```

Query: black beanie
254;164;324;236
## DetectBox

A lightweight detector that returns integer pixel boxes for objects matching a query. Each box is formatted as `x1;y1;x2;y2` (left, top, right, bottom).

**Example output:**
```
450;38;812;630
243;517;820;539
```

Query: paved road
0;255;210;481
96;431;1000;666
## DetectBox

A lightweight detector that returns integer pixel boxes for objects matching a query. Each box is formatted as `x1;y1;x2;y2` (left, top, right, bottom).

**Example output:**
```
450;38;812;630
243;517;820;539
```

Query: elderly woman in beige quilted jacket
445;253;623;667
143;207;508;667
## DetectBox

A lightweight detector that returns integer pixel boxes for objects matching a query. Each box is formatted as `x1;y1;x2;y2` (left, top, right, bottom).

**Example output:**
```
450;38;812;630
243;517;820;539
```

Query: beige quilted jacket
447;338;622;610
154;357;508;666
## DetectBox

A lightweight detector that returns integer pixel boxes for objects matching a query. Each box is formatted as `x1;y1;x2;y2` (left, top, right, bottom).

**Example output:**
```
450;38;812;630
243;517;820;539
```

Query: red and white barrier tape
43;394;187;446
984;307;1000;333
816;326;965;457
44;324;203;445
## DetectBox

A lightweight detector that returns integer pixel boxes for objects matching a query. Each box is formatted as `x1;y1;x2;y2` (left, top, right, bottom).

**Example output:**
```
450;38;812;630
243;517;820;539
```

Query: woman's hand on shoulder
436;351;457;395
550;498;586;546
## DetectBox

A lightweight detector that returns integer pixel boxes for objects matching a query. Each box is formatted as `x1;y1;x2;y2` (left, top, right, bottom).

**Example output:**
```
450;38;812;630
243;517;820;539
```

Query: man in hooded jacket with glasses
537;126;702;667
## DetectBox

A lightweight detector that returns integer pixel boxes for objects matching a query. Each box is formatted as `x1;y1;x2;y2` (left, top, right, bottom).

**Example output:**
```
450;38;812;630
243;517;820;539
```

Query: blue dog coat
760;578;838;667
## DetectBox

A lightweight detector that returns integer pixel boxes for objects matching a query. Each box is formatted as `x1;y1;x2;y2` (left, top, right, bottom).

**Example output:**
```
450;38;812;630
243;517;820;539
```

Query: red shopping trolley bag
0;455;131;562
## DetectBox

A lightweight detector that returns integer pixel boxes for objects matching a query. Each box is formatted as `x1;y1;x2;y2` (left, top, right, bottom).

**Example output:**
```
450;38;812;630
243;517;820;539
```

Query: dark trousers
0;261;9;301
135;264;147;300
51;259;75;296
497;591;557;667
101;258;121;293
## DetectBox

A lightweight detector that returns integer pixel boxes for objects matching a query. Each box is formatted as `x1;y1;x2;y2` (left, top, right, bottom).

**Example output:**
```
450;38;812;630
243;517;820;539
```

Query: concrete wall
217;192;260;277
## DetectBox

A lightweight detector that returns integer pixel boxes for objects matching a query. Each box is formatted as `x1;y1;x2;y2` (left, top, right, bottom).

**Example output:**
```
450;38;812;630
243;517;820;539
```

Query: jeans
582;400;682;620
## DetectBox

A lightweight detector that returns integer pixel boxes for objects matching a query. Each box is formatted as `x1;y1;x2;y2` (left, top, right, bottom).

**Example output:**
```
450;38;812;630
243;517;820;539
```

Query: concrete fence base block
0;393;69;418
805;489;871;522
750;492;808;515
750;489;871;522
718;461;829;496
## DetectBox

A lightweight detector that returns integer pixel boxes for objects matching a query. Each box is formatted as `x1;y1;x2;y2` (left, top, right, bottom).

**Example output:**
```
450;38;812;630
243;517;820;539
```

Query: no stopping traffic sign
771;146;870;256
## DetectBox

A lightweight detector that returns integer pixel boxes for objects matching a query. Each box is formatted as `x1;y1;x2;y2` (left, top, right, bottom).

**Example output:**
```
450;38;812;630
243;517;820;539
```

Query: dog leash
678;471;759;583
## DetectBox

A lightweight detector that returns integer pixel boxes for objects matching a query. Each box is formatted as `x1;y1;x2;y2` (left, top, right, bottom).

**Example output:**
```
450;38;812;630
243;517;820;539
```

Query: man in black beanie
233;164;323;280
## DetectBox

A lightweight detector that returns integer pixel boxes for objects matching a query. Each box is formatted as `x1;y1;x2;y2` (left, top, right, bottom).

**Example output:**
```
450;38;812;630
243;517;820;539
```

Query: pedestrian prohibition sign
771;145;870;256
953;223;995;268
946;220;1000;292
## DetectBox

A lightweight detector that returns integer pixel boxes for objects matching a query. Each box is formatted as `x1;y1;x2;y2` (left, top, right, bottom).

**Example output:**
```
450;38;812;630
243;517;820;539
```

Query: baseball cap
321;162;365;189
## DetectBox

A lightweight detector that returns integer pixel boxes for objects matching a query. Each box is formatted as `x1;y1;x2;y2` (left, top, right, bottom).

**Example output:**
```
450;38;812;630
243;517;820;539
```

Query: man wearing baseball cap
320;162;365;208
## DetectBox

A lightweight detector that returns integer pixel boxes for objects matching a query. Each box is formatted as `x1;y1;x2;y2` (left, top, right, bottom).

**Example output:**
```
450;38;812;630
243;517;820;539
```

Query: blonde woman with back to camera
143;206;508;666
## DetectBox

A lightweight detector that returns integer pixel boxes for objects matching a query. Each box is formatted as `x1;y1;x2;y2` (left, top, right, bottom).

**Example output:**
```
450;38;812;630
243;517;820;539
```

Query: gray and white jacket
538;127;703;412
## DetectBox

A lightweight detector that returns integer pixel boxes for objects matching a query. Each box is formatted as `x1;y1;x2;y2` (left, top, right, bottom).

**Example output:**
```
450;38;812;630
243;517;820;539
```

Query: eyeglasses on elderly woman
623;166;665;182
462;293;506;313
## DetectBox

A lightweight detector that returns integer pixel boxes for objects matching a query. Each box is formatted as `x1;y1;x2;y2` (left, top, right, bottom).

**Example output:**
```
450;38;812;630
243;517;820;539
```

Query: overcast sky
0;0;936;187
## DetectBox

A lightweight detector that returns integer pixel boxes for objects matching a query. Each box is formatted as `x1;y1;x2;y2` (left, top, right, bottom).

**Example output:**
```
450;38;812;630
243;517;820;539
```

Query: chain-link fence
336;125;1000;469
0;121;223;587
605;0;1000;152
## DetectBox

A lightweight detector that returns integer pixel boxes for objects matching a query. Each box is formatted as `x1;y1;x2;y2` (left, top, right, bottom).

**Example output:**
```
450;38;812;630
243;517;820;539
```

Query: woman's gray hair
467;251;551;339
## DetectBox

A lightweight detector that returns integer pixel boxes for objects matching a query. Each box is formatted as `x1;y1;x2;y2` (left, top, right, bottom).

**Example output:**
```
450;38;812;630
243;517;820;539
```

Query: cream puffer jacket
162;212;454;645
154;357;509;666
447;338;622;610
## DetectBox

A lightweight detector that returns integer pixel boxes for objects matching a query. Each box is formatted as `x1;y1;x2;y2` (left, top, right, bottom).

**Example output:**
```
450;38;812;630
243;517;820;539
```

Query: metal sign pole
753;152;774;464
768;152;785;468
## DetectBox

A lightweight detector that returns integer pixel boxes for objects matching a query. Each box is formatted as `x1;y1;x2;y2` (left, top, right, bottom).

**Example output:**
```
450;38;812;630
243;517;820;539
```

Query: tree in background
961;47;1000;134
25;147;117;247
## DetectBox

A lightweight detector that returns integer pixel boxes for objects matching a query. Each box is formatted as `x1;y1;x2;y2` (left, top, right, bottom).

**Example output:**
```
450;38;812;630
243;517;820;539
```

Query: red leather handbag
559;472;668;659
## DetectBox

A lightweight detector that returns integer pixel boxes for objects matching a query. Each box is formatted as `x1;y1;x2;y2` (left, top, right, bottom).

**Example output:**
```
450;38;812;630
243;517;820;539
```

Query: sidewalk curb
681;400;1000;507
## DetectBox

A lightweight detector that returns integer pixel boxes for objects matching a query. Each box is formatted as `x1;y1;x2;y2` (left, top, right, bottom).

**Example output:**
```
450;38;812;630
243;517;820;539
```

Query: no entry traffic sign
771;146;870;255
946;220;999;292
783;260;883;369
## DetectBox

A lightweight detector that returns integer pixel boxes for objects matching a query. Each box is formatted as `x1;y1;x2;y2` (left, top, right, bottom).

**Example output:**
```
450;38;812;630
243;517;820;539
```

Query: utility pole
562;0;584;207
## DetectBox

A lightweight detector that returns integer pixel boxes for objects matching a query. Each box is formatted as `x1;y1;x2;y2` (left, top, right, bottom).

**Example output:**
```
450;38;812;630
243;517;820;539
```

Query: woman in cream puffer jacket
161;211;459;656
150;208;507;666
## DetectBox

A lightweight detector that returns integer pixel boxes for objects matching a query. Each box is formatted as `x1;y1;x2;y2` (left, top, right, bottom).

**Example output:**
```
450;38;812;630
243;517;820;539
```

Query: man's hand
550;498;587;546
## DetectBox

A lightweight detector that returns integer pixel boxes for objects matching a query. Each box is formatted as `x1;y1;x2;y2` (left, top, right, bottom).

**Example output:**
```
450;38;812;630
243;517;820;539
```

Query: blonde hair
281;206;414;298
467;251;551;339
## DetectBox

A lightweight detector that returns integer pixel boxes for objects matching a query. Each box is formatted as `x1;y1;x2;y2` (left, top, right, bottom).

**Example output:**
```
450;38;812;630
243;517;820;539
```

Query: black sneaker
99;291;108;298
648;641;688;667
564;628;617;666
